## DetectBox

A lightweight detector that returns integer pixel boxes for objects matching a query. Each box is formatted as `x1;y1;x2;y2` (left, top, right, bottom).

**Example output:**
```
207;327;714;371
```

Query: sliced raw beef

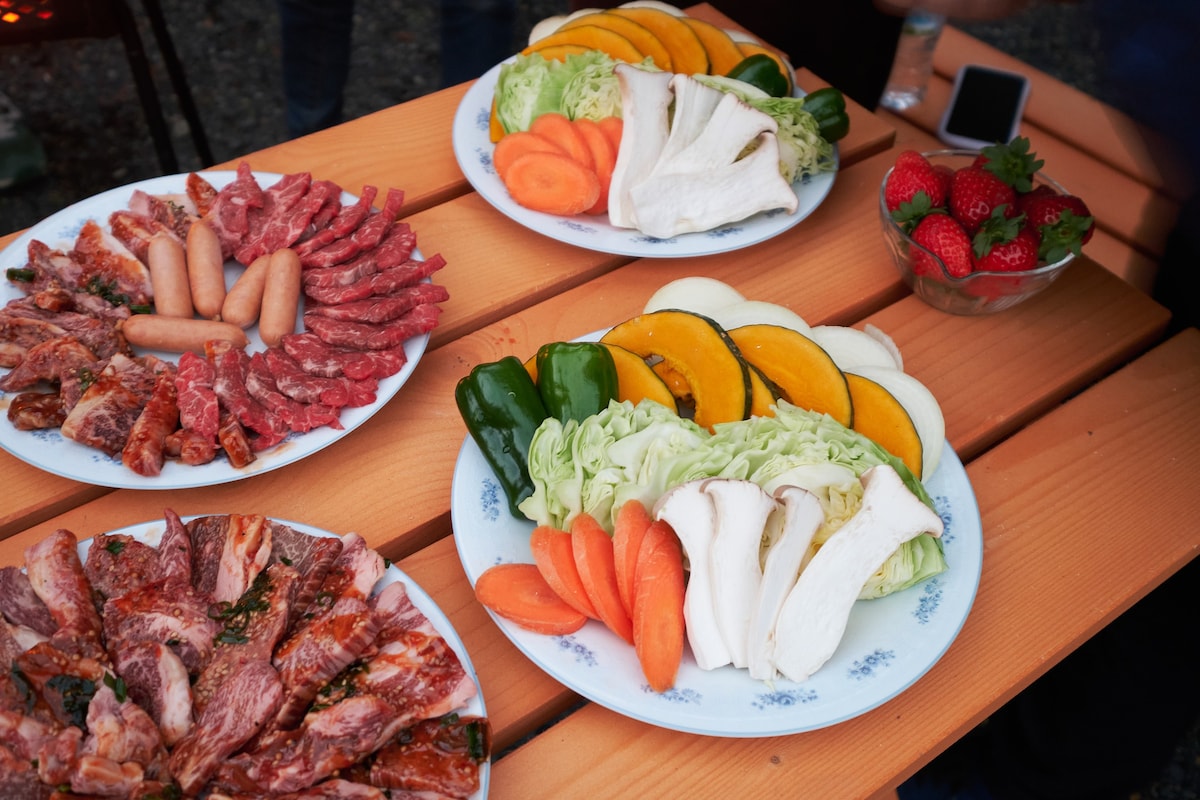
300;221;417;289
266;520;342;630
83;533;162;602
305;179;345;232
235;171;314;265
299;188;404;269
303;253;446;306
103;579;221;673
24;529;103;638
0;566;57;636
306;282;449;325
244;351;342;432
111;640;194;747
282;332;409;381
175;350;219;440
203;162;266;259
60;353;158;456
295;185;377;258
211;346;290;450
121;367;180;477
304;303;441;350
263;347;377;408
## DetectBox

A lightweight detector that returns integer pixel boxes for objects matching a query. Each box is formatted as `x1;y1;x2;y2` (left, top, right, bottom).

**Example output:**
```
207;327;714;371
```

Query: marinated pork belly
0;335;99;392
112;640;194;746
370;715;490;798
69;754;144;797
14;640;107;729
29;284;133;322
12;239;88;293
84;533;163;602
169;658;283;796
275;778;388;799
186;171;219;217
103;579;221;673
127;187;197;240
72;219;155;308
306;532;385;609
156;508;194;585
164;427;220;466
0;739;48;799
0;296;126;368
24;529;103;638
60;353;160;456
109;208;179;265
0;565;57;636
217;412;256;468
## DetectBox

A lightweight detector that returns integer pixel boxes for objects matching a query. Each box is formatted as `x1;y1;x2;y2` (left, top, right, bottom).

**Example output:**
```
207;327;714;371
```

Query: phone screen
943;67;1028;145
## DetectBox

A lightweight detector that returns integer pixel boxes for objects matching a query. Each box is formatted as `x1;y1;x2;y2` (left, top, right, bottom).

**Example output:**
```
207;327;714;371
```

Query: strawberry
932;164;954;203
885;150;946;213
973;208;1040;272
1024;193;1095;262
1014;184;1058;216
949;166;1017;234
910;212;974;278
974;136;1045;192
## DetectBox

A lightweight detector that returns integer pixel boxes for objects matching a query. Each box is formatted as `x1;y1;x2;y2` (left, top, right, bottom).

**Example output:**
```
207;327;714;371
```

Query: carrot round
633;520;686;693
612;499;652;619
529;112;594;171
571;512;634;646
597;116;623;155
493;130;566;181
573;118;617;216
503;151;600;217
475;562;588;636
530;524;599;620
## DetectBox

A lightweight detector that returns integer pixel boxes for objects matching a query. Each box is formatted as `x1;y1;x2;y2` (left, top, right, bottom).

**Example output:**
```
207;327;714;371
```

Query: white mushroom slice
608;64;674;229
770;464;944;682
843;365;945;480
703;479;779;669
746;486;825;681
651;88;778;176
629;132;798;238
653;481;730;671
657;74;727;167
808;325;902;371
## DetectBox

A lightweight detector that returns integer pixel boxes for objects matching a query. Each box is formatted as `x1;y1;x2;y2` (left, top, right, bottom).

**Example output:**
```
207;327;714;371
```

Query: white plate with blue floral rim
451;61;839;259
76;516;490;798
451;431;982;738
0;171;431;490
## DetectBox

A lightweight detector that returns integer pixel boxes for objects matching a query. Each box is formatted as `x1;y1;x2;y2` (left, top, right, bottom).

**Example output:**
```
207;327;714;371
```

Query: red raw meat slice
24;529;103;637
281;332;409;381
121;366;180;477
304;303;441;351
175;350;220;439
303;253;446;306
263;347;377;407
103;578;221;673
157;508;194;586
203;161;266;259
108;208;176;264
306;179;345;231
211;346;290;450
0;565;57;635
83;532;162;602
235;171;317;265
306;282;449;325
295;185;377;258
0;335;98;392
369;714;489;798
299;188;404;268
60;353;159;456
244;351;342;433
300;221;417;289
187;171;219;217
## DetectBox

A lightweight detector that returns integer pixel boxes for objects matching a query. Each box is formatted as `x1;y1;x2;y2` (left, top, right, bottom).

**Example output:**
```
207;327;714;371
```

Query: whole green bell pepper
455;356;548;517
535;341;619;424
801;87;850;143
726;53;789;98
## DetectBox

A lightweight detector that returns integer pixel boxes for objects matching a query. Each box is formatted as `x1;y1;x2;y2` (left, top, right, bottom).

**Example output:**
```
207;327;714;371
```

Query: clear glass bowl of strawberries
879;138;1094;315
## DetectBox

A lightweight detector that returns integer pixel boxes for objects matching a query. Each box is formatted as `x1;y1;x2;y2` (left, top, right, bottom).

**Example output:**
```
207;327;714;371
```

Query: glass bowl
878;149;1077;315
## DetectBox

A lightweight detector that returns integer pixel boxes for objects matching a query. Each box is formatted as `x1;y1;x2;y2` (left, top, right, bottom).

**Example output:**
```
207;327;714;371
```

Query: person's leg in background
441;0;518;87
278;0;356;139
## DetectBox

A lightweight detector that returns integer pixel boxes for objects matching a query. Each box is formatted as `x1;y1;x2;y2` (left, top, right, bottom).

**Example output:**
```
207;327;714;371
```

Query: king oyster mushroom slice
608;63;674;229
703;478;779;670
653;480;731;671
746;485;825;682
770;464;944;682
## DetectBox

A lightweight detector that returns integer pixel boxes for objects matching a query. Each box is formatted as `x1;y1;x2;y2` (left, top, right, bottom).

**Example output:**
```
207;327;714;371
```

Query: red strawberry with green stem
910;212;974;278
973;136;1045;192
885;150;946;212
973;207;1040;272
1024;193;1095;262
950;166;1017;234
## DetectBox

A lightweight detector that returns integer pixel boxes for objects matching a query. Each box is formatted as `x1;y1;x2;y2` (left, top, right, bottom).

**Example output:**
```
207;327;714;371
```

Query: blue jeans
440;0;517;86
278;0;355;139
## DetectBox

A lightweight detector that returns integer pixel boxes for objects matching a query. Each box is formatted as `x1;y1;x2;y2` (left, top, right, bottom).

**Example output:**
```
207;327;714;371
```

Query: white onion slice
809;325;902;371
711;300;811;335
643;276;745;315
864;323;904;372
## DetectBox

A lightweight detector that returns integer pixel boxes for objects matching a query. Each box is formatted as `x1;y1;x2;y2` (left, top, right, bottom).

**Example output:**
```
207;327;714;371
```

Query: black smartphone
937;64;1031;150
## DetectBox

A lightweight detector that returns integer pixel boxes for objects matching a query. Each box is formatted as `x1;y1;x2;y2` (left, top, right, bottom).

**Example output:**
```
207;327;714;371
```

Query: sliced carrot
633;520;686;692
529;112;595;171
611;499;653;619
571;512;634;645
474;562;588;635
503;151;600;217
493;130;566;181
530;524;599;620
573;118;617;216
597;116;623;155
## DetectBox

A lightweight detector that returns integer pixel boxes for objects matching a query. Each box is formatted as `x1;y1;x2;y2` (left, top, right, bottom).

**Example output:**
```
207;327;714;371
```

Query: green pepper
455;356;549;517
801;87;850;143
726;53;789;98
535;341;618;424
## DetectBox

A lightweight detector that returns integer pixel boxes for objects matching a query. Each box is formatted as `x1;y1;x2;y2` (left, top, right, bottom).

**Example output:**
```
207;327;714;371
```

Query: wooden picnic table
0;6;1195;798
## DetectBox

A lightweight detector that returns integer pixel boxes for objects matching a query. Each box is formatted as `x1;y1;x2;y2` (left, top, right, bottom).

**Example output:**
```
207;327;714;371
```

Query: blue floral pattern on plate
451;61;838;258
450;348;984;737
0;171;432;490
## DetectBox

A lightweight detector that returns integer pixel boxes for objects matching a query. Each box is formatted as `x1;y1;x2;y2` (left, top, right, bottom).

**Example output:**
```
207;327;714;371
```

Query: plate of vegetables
449;306;983;737
452;47;843;258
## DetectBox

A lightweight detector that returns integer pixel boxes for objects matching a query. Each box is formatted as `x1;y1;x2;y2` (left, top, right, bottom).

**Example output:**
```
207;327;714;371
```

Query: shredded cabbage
494;51;625;135
519;398;946;599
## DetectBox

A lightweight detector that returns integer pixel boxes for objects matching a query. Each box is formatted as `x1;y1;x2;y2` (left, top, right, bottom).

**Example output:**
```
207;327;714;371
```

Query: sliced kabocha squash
726;324;853;428
735;41;793;95
651;361;692;404
844;372;923;480
746;363;779;418
522;25;646;64
559;13;673;70
601;309;750;430
527;43;591;62
600;342;678;409
606;7;710;75
679;16;746;77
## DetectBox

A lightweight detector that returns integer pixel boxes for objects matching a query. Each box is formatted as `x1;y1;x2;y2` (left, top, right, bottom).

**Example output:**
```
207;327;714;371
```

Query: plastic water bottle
880;10;946;111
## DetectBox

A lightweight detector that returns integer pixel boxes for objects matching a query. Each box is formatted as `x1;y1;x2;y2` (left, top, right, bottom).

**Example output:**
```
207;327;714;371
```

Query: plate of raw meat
0;512;490;798
0;166;448;489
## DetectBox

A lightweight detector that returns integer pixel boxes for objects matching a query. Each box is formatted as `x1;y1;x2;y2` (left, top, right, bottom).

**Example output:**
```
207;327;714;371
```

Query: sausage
258;248;302;348
122;314;248;354
146;233;194;318
221;253;271;329
186;219;227;319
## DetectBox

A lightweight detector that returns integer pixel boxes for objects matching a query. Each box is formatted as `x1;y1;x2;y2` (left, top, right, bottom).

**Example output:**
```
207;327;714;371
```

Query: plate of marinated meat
0;166;448;489
0;512;490;798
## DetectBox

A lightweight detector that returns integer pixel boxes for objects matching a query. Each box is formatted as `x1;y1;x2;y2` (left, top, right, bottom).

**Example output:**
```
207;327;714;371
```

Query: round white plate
0;171;431;489
451;436;981;738
78;516;489;799
451;61;838;258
